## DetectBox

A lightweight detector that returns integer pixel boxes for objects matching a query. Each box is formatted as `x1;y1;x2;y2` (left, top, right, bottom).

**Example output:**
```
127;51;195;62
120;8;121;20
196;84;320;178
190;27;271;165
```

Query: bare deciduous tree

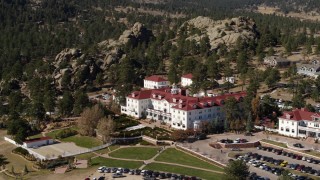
97;115;114;143
78;105;104;136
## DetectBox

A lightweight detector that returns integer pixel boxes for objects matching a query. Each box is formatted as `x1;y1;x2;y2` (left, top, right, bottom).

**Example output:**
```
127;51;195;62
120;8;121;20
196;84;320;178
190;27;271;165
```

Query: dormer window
179;99;183;103
152;94;156;98
132;93;135;97
158;95;162;99
179;104;182;108
193;104;197;108
173;98;176;102
286;114;292;119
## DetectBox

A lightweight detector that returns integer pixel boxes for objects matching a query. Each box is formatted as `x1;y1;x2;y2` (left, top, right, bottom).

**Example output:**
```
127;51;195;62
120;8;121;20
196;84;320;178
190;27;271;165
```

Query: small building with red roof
144;75;169;89
181;73;193;87
23;137;54;148
278;108;320;138
121;84;246;130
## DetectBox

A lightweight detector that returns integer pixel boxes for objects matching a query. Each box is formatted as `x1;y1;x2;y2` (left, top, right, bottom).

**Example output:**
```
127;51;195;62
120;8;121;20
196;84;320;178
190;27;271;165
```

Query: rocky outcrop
98;22;153;69
98;22;153;49
51;23;154;89
183;16;258;49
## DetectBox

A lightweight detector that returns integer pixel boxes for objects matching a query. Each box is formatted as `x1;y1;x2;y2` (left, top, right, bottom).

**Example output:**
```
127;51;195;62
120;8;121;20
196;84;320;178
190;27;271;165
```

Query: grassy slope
155;148;223;172
144;163;224;180
109;147;160;160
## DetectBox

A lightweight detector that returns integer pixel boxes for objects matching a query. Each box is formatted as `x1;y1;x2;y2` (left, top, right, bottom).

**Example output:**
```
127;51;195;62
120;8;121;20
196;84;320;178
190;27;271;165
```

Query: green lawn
155;148;223;172
144;163;224;180
91;157;143;169
75;152;96;160
28;133;43;139
94;145;120;154
261;139;288;148
304;150;320;158
109;147;160;160
61;135;103;148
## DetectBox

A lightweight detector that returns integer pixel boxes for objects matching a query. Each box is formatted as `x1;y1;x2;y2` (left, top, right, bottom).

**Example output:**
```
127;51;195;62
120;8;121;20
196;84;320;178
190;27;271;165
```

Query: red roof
127;88;247;111
182;73;193;79
280;108;320;121
24;136;52;143
144;75;167;82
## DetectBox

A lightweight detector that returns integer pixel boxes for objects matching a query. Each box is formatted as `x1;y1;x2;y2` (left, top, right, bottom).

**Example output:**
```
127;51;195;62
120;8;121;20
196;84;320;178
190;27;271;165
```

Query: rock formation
183;16;258;49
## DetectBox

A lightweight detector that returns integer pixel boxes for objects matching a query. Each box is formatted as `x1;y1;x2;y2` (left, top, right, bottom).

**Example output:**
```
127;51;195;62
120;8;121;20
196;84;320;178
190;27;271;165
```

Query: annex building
278;108;320;138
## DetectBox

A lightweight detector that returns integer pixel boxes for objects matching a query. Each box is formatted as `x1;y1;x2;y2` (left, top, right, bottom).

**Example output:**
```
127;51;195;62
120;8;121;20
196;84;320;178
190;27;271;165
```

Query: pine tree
246;113;253;133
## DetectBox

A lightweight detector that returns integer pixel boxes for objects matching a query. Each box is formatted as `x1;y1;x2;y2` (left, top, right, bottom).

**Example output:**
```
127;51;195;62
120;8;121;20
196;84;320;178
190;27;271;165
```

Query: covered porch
146;108;171;123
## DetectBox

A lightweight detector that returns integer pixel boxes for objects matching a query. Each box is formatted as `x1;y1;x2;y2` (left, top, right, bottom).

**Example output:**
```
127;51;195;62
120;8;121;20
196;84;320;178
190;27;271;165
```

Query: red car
296;155;302;160
297;165;305;171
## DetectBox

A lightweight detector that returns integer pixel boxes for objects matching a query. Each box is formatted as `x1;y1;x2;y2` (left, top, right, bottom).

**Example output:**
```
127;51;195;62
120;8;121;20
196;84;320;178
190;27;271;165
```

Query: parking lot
235;146;320;180
84;167;202;180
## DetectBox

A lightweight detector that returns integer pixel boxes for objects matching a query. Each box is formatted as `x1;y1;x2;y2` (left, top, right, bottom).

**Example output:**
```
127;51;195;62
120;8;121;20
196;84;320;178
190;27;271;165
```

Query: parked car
98;166;106;173
307;158;313;163
112;173;124;178
297;165;305;171
293;143;304;148
103;168;111;173
263;166;271;171
296;155;302;160
302;166;312;173
123;168;129;173
231;148;241;151
135;169;141;175
280;161;288;167
290;164;299;170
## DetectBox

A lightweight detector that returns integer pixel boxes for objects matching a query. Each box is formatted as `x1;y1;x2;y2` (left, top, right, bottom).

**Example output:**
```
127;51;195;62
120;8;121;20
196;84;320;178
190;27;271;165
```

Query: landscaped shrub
12;147;36;161
35;156;74;169
55;128;78;139
115;115;140;131
13;147;29;156
114;127;171;140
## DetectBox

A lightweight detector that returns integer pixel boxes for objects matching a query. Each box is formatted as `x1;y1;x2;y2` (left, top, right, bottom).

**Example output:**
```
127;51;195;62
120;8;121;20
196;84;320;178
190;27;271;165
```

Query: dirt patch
115;6;186;18
254;6;320;22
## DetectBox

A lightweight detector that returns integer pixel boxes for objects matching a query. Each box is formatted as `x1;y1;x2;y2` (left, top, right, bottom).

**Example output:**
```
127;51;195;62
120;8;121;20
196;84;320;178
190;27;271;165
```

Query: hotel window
292;129;295;133
281;120;284;124
286;128;289;132
189;112;191;115
281;127;284;131
292;122;294;125
315;124;319;127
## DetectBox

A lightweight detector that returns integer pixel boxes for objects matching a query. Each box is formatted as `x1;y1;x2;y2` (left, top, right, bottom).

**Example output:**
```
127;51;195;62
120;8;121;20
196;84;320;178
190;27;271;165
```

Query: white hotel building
143;75;169;89
181;73;193;87
120;85;246;130
278;108;320;138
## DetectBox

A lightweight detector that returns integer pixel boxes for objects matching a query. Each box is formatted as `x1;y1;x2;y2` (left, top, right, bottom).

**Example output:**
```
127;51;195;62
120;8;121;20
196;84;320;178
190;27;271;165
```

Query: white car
248;160;255;164
97;166;106;173
259;164;266;169
116;168;123;174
